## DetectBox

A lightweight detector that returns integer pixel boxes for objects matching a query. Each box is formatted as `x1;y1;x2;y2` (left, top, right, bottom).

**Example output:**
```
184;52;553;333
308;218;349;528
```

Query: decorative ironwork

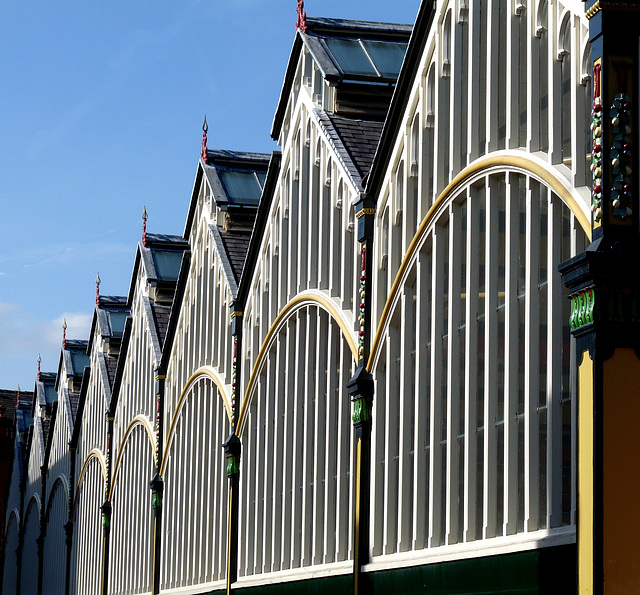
296;0;308;33
37;354;41;381
609;93;633;219
62;319;67;350
231;337;237;425
358;246;366;360
96;273;101;307
200;116;209;164
142;206;148;247
591;61;603;223
101;501;112;530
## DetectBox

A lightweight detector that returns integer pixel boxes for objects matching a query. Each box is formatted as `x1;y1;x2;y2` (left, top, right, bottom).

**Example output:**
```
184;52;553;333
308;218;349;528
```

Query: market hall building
2;0;639;593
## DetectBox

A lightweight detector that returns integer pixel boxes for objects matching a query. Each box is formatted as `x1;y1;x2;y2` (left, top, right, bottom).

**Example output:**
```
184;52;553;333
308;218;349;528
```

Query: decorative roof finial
142;206;148;247
296;0;308;33
62;318;67;350
16;384;20;408
200;116;209;164
37;354;41;381
96;273;101;307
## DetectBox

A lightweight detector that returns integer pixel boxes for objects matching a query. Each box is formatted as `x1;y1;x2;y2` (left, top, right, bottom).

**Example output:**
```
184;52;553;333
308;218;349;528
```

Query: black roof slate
150;303;172;351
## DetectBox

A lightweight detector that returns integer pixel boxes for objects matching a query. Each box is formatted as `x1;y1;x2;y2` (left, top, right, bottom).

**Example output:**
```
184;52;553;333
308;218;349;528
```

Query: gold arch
108;416;156;501
45;475;70;517
160;367;230;476
73;450;107;513
236;289;358;435
367;152;592;372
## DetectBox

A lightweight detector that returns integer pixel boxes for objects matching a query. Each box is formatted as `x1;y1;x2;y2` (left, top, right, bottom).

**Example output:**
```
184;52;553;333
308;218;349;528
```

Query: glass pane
108;312;128;336
219;170;263;205
362;40;407;78
325;38;377;77
152;250;184;281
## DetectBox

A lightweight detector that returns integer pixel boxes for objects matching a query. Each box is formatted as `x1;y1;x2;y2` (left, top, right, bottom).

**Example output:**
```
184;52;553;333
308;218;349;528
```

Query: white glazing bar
301;308;316;566
450;8;465;176
292;312;305;568
383;321;400;555
337;339;351;561
370;366;385;558
270;337;283;571
463;186;479;543
428;223;445;548
524;178;540;532
506;2;519;148
254;376;265;574
547;194;563;528
398;282;415;553
483;176;499;539
467;0;482;163
298;138;309;292
486;0;500;152
412;246;430;551
282;321;295;571
324;321;338;563
312;313;328;564
263;355;276;572
446;202;462;546
503;173;520;536
548;2;562;163
289;173;300;301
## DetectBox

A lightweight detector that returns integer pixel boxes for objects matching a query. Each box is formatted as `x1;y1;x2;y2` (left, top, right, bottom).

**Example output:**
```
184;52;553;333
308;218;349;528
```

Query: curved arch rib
367;151;591;372
108;416;156;501
236;289;358;435
161;366;230;476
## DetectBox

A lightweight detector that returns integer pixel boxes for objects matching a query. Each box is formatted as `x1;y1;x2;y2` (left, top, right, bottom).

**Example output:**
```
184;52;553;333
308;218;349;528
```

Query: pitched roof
315;110;384;188
210;225;252;297
150;302;172;351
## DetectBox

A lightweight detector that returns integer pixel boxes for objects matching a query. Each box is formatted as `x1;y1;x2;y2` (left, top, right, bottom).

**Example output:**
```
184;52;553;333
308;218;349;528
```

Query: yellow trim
578;351;594;595
155;374;166;381
354;437;362;595
108;416;156;501
356;208;375;219
367;152;592;372
74;450;108;512
235;290;358;435
226;483;233;595
230;311;244;319
160;367;231;475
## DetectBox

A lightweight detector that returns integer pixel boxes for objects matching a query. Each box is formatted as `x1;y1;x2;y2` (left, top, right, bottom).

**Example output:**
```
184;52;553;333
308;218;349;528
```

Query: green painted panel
222;545;575;594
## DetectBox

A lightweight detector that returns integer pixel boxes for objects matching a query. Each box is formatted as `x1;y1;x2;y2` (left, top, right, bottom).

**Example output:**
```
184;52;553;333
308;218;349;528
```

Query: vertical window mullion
503;173;520;535
446;202;462;545
524;178;541;532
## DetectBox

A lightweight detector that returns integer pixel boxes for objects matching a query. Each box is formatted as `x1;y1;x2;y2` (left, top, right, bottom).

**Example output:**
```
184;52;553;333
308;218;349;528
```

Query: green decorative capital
226;455;239;476
352;397;372;424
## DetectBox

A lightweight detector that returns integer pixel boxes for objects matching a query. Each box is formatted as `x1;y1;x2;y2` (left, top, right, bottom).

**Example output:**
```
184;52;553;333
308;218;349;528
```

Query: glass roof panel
152;250;183;282
108;311;128;336
219;170;263;206
325;38;378;77
361;41;407;78
70;351;90;377
44;385;58;405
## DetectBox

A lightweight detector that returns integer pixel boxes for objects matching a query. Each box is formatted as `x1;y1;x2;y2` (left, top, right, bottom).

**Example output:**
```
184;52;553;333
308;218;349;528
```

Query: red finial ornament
142;206;148;247
37;354;41;381
296;0;308;33
96;273;101;307
16;384;20;409
200;116;209;164
62;319;67;350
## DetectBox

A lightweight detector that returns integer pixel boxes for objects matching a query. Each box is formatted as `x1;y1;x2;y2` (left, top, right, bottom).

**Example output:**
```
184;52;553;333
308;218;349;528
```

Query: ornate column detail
560;5;640;592
591;61;603;223
230;305;243;430
100;501;112;532
347;195;375;595
223;434;241;594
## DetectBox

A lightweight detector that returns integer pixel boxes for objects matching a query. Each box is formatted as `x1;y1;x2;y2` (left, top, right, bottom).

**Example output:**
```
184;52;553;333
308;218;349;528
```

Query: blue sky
0;0;420;391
